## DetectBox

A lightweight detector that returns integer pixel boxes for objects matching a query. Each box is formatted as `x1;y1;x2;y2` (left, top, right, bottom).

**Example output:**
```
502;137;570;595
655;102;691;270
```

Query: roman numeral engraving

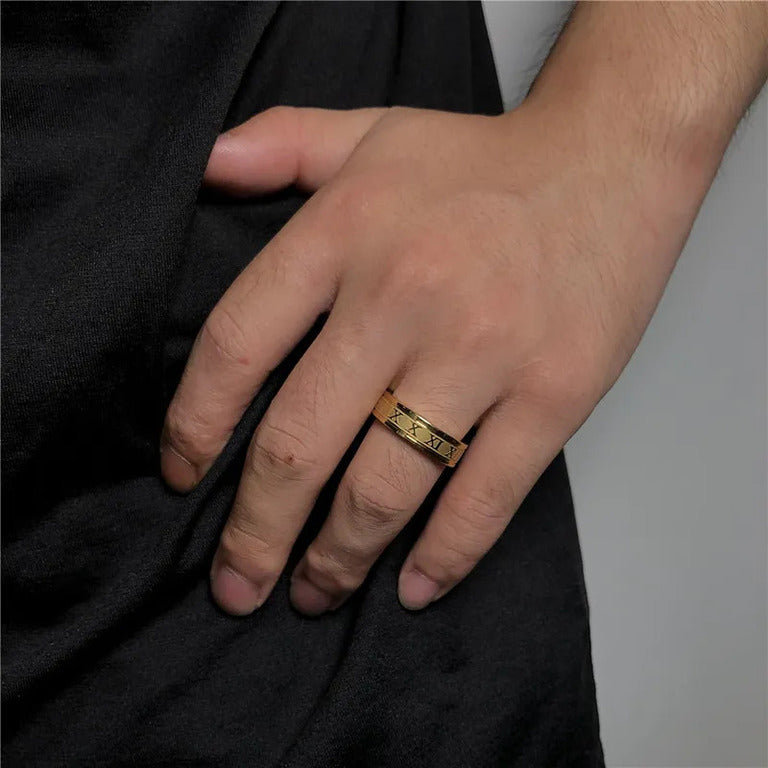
375;392;465;466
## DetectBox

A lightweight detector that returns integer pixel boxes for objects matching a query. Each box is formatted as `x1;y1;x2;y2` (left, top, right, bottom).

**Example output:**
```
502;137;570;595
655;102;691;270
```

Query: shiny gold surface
372;389;468;468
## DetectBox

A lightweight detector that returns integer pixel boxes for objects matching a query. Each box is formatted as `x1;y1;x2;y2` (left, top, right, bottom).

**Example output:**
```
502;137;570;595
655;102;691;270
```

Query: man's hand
160;3;768;617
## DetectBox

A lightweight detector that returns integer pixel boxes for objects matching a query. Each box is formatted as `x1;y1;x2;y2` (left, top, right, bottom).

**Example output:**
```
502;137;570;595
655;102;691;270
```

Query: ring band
372;388;468;468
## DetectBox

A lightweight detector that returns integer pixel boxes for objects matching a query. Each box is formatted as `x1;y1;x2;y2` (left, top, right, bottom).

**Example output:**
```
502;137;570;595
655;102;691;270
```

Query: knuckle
202;303;252;369
427;529;477;575
426;486;514;573
248;417;318;482
382;248;450;303
164;400;217;460
219;508;283;578
303;546;361;594
340;471;411;532
441;487;510;540
450;309;504;356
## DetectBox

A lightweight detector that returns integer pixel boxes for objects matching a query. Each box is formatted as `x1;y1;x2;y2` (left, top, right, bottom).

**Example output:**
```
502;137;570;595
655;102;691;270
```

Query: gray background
481;2;768;766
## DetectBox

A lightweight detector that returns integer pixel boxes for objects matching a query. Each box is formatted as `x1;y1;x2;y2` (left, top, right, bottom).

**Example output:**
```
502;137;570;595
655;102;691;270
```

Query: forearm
509;1;768;225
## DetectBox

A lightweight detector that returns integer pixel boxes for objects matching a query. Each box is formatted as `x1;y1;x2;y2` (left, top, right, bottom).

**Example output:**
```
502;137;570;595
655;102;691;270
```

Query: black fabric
1;2;604;766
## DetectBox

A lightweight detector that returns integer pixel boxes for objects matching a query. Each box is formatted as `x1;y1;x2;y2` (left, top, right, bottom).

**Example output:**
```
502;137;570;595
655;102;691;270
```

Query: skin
160;2;768;617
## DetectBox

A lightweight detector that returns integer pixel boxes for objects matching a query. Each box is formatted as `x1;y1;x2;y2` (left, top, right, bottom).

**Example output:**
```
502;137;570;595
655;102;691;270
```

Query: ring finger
289;365;496;616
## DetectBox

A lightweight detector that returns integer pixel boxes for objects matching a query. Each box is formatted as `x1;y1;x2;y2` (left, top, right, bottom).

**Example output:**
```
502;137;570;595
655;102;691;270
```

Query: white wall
482;3;768;766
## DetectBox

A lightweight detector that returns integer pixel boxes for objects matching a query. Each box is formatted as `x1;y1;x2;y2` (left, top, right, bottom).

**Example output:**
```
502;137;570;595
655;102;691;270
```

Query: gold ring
372;388;468;468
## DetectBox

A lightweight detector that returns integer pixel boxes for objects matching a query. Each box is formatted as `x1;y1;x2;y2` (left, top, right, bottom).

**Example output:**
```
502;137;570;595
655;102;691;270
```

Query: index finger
160;216;338;492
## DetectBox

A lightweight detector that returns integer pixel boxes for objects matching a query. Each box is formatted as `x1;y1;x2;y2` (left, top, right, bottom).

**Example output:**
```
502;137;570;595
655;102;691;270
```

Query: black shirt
2;3;604;765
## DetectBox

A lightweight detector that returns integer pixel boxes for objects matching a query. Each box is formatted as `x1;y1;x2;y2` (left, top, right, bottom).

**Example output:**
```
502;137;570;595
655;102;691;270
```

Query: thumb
203;106;387;196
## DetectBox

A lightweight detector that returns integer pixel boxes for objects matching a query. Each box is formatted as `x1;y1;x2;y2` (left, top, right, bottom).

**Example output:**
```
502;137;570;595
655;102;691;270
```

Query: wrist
494;96;707;263
501;2;768;250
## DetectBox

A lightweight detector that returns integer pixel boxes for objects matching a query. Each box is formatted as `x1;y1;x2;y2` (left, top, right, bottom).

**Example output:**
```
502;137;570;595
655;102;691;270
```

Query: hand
160;102;689;616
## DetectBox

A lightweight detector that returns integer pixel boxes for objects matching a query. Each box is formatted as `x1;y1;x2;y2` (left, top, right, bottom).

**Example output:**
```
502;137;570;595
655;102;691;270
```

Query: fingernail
159;436;199;493
289;576;336;616
210;559;263;616
398;567;439;611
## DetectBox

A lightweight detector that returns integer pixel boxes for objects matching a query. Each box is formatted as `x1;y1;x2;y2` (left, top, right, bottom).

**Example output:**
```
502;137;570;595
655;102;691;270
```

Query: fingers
160;209;337;493
288;368;495;616
204;106;387;196
160;106;389;492
397;397;569;610
208;294;405;615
